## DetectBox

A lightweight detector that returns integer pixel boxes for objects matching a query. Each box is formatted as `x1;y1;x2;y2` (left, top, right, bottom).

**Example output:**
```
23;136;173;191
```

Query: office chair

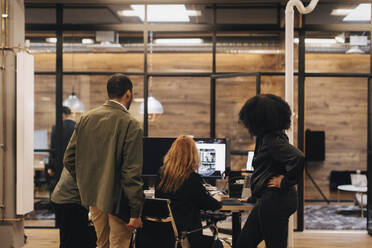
135;198;228;248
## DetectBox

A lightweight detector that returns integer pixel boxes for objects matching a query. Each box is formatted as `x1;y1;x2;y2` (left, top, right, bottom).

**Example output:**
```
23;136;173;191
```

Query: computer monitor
246;150;254;172
34;130;49;155
142;137;228;178
194;138;227;178
142;137;175;176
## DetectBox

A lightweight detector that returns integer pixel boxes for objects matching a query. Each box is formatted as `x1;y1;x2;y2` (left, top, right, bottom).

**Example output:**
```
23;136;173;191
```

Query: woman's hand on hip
267;175;284;188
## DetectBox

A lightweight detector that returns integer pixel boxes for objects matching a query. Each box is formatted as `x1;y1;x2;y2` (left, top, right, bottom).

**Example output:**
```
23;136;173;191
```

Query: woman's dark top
250;131;305;198
156;172;221;247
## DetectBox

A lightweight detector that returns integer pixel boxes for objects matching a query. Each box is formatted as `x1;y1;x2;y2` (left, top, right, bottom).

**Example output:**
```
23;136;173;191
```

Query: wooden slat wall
33;52;369;201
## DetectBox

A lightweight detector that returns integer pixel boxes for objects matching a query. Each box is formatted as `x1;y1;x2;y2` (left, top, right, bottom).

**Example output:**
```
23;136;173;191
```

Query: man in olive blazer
64;74;144;248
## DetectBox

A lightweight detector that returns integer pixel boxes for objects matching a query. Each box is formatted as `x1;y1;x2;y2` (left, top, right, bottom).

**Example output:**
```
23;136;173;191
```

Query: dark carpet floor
304;205;367;230
25;203;367;230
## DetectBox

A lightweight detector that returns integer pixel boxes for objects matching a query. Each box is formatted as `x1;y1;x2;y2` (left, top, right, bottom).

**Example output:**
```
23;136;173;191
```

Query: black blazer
250;131;305;198
156;172;221;247
49;119;76;181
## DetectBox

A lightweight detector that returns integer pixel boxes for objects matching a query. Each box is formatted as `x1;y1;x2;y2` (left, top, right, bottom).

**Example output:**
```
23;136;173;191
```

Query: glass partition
149;32;212;73
148;77;210;138
215;76;256;171
305;77;367;202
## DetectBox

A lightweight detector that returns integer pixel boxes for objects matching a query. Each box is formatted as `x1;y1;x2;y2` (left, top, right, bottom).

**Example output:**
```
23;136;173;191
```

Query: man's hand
267;175;284;188
126;217;142;232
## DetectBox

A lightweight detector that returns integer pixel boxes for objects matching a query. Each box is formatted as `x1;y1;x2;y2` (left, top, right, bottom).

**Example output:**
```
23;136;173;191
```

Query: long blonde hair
158;135;200;193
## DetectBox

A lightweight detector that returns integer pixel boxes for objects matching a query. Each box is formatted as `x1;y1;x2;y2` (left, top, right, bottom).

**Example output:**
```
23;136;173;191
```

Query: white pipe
285;0;319;145
285;1;319;248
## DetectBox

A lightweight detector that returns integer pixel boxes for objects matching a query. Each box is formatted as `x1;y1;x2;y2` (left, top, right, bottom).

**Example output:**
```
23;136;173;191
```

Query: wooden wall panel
33;53;144;72
148;77;210;137
33;52;369;200
306;54;370;73
35;75;55;132
215;76;256;154
217;53;285;72
304;77;367;200
152;53;212;72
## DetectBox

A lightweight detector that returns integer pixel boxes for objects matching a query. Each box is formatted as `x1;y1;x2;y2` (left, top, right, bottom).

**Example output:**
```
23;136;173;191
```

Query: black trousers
236;189;297;248
190;234;223;248
53;202;95;248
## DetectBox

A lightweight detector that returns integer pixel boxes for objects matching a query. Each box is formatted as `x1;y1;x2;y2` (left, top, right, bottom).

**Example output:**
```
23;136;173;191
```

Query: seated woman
156;135;223;248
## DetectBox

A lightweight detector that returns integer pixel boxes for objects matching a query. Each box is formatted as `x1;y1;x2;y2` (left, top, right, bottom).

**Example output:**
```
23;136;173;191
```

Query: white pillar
0;0;26;247
285;1;319;247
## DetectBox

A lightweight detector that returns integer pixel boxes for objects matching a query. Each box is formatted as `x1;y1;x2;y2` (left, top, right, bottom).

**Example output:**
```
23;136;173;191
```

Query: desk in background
221;203;254;247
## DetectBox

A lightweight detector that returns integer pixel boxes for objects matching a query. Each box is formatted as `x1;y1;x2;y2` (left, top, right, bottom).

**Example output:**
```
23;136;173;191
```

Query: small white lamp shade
63;93;85;112
140;95;164;114
346;45;364;54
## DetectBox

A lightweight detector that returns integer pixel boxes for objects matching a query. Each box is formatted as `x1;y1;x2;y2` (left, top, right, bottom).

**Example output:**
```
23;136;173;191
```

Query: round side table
337;184;367;217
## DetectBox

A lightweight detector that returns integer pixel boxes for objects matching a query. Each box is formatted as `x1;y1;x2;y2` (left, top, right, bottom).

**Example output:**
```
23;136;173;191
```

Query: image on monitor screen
195;138;226;178
198;148;216;176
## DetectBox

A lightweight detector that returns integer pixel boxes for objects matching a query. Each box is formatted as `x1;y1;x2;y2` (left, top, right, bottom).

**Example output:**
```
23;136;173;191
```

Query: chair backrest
136;198;179;248
142;198;172;218
350;173;367;187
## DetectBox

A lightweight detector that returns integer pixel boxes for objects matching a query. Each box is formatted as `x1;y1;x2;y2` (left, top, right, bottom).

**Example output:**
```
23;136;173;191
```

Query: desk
337;184;367;217
220;203;254;247
34;160;45;171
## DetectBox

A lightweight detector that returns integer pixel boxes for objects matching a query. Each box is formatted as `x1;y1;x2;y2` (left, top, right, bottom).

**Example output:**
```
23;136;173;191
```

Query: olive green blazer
64;101;144;218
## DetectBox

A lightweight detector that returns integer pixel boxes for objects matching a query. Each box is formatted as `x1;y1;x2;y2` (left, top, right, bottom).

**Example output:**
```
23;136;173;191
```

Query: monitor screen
142;137;227;178
34;130;49;155
194;138;226;178
246;150;254;171
143;137;175;176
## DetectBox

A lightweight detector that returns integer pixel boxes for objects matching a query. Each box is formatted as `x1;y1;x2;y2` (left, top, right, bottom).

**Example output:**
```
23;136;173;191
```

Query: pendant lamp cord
149;31;153;95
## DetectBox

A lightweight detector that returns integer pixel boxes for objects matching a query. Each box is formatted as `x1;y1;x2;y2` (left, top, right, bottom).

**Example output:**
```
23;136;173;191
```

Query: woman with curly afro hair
236;94;305;248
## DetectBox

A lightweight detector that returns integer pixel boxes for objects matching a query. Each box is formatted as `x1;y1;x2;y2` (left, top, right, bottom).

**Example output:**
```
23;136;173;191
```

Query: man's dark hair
62;106;72;115
239;94;291;136
107;73;133;99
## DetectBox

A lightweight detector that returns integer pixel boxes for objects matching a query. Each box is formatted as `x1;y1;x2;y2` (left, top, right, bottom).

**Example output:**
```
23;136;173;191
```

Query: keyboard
221;198;242;206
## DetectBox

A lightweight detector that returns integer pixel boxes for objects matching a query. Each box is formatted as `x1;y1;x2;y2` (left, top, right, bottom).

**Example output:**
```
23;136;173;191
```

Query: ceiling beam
24;0;372;5
26;23;283;32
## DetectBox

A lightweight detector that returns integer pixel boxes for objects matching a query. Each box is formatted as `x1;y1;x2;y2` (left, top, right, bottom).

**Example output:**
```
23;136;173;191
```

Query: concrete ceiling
25;1;368;25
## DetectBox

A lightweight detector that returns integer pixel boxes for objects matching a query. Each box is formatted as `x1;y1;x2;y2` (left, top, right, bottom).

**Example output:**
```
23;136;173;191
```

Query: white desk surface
337;184;367;193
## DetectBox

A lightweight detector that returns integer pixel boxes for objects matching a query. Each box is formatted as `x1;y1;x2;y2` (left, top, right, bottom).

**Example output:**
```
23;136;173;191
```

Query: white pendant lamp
139;31;164;120
140;94;164;114
346;45;364;54
63;89;85;112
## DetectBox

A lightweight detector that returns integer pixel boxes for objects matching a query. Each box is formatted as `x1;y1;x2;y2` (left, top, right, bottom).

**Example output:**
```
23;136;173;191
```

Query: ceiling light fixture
330;9;354;16
82;38;94;44
45;37;57;43
154;38;203;45
343;4;371;22
346;45;365;54
118;4;201;22
293;38;337;45
335;33;345;43
247;49;282;54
